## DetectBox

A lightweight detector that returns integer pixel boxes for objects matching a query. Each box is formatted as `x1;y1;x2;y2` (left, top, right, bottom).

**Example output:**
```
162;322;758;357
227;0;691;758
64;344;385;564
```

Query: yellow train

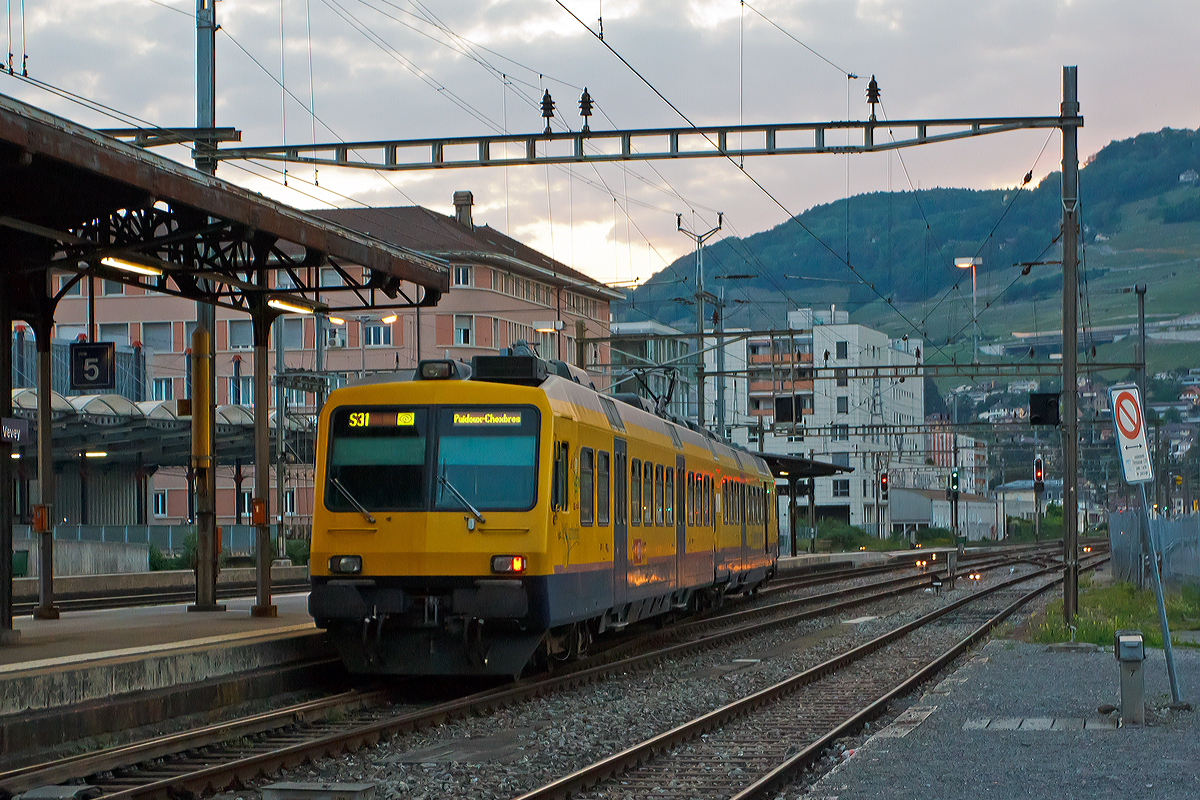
308;353;779;675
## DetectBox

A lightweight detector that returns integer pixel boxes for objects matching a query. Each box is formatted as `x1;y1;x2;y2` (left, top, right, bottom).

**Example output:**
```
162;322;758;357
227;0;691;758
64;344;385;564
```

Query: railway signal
1034;457;1045;493
879;471;889;501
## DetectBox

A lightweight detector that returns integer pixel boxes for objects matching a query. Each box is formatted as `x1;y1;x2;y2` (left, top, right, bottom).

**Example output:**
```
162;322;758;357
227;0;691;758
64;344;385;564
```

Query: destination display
345;410;417;428
452;410;523;426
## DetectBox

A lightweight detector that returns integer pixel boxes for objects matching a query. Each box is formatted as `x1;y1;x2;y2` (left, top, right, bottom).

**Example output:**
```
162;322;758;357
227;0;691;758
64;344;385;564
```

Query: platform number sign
70;341;116;391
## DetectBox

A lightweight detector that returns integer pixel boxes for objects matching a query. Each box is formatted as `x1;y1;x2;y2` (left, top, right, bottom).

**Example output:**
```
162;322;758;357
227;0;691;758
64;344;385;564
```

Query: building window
229;376;253;406
58;324;86;342
325;325;347;348
153;490;168;517
239;491;253;518
832;424;849;441
837;396;849;414
142;321;173;353
836;341;848;359
102;279;125;296
454;315;473;345
153;378;173;401
835;368;848;387
833;479;850;498
284;489;296;516
283;317;305;349
99;322;130;347
320;267;343;287
228;319;254;350
364;323;392;347
286;387;306;407
61;275;82;296
453;265;472;287
276;271;297;289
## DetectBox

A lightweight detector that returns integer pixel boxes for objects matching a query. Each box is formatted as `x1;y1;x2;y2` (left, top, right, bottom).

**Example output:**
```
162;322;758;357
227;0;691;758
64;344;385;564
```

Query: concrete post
252;298;277;618
33;312;58;620
0;274;17;643
1061;65;1081;623
188;325;222;612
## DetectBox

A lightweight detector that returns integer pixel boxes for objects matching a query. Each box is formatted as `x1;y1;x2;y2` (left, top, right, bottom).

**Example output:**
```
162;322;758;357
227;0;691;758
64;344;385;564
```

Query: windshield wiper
438;474;486;524
330;477;377;524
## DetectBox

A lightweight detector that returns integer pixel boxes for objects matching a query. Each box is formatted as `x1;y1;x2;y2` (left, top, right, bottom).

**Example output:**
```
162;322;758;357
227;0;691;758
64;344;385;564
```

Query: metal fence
16;524;262;556
1108;511;1200;589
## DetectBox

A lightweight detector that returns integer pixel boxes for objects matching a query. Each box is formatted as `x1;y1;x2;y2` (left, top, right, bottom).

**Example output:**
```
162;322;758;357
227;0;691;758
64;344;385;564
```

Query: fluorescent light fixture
328;316;346;326
267;297;316;315
778;470;789;476
381;313;398;324
9;453;18;459
533;320;564;332
100;256;162;277
954;257;981;269
84;451;108;458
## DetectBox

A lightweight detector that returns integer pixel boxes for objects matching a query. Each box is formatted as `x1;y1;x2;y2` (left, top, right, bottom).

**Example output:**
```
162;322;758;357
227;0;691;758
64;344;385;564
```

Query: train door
613;438;628;607
740;482;748;573
675;455;686;588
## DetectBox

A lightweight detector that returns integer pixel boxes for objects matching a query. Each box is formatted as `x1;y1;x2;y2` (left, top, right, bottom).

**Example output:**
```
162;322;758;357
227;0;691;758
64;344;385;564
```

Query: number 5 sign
70;341;116;391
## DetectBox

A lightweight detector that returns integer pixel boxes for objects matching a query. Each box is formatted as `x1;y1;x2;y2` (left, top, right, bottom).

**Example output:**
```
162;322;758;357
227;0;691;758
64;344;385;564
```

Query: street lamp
328;313;396;378
955;257;982;363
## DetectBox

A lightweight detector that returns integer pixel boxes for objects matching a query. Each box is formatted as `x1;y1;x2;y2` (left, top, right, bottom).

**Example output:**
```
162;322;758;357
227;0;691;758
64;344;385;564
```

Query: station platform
802;638;1200;799
0;593;334;761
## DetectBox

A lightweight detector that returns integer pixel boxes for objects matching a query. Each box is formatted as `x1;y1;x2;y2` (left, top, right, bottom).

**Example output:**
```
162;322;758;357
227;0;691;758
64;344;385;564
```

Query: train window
704;476;712;527
664;467;674;526
597;451;610;526
327;406;428;512
580;447;594;526
655;465;664;526
551;441;569;511
614;451;625;526
643;462;654;526
436;407;542;511
630;459;641;527
687;473;694;526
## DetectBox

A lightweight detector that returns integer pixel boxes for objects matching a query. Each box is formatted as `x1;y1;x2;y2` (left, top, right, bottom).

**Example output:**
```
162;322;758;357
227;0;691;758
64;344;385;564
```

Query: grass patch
1028;578;1200;648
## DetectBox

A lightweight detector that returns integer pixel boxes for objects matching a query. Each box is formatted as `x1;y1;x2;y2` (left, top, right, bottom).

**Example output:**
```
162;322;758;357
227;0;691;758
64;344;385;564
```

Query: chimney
453;191;474;229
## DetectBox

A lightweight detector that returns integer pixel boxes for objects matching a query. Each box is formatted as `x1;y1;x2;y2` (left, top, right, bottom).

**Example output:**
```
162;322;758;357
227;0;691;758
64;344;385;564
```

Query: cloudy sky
3;1;1196;288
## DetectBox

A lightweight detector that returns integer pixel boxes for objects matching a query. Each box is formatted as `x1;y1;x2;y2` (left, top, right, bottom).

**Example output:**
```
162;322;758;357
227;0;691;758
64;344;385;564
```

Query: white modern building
706;308;924;534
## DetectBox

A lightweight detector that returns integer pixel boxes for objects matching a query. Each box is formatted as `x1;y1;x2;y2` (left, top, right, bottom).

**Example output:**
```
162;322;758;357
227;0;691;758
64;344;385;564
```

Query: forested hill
615;127;1200;332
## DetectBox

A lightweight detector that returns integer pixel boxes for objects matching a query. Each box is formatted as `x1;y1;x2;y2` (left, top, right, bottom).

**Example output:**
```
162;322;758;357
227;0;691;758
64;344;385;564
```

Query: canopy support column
33;309;58;620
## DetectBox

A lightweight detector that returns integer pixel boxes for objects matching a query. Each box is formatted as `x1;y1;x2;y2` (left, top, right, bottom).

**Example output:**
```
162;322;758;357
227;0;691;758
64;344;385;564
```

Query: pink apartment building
46;191;620;534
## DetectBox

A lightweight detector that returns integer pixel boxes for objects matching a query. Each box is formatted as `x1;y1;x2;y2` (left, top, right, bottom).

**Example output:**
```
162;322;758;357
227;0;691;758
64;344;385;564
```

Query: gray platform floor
0;592;314;670
802;639;1200;799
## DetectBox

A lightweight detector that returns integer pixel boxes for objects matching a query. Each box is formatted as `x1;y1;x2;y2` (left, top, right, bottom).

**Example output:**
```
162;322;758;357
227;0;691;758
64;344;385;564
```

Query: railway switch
1114;629;1145;725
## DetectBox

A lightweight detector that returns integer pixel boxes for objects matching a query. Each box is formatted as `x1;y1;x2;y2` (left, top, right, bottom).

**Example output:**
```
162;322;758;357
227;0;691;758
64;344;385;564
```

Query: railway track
517;554;1110;800
10;580;312;615
0;548;1089;800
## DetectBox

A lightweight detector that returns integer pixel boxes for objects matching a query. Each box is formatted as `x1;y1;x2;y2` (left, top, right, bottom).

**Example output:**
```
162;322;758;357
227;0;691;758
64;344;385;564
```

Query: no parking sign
1108;384;1153;484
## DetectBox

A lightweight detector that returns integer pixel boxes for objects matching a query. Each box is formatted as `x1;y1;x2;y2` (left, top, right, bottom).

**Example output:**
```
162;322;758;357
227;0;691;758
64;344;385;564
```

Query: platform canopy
0;93;450;318
9;389;312;468
760;452;854;481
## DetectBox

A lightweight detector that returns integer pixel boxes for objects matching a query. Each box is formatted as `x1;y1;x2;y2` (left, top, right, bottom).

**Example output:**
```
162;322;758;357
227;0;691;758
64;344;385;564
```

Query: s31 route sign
1108;384;1153;484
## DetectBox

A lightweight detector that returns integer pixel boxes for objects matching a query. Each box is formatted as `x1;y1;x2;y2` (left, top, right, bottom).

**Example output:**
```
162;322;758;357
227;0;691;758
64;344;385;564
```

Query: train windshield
434;407;540;511
327;407;428;511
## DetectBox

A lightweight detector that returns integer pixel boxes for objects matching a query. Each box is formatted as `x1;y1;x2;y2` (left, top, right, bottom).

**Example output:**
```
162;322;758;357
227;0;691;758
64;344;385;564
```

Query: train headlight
329;555;363;574
491;555;527;574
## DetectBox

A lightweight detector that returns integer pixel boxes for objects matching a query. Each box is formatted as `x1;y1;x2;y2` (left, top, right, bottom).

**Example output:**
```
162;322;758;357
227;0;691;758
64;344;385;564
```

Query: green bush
1030;581;1200;648
286;538;310;566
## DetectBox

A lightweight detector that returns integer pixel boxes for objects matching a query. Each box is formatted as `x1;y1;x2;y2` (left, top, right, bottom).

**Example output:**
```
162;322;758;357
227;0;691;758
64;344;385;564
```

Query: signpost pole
1111;383;1184;706
34;314;59;620
1139;483;1182;705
